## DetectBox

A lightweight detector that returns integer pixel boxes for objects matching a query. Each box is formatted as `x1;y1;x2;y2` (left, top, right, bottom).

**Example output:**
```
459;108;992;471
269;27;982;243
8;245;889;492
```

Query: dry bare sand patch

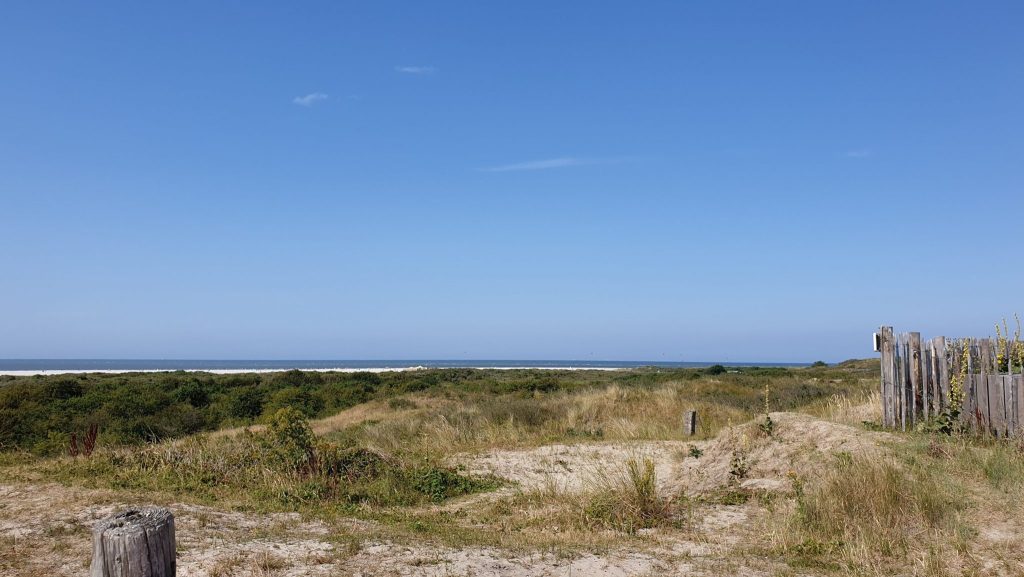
456;441;690;494
0;479;766;576
456;411;895;499
0;483;350;577
678;411;894;494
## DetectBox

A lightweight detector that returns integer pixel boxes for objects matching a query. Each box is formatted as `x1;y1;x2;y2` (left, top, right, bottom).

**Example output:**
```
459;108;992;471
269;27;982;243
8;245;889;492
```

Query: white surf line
0;366;629;377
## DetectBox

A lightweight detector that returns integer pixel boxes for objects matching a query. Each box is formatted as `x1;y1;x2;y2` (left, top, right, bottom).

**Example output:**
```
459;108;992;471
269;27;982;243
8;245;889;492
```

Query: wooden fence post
1015;374;1024;437
988;374;1006;437
979;339;992;432
90;507;175;577
964;340;976;430
909;332;922;426
899;333;909;431
880;327;895;428
935;336;949;412
683;410;698;436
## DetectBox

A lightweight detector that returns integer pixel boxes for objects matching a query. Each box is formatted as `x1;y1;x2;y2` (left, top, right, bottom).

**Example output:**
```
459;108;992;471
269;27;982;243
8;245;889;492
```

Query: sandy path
0;481;785;577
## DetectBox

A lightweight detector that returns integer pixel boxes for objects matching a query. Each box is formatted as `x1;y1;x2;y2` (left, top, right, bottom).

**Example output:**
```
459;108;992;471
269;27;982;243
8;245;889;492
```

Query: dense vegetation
0;363;874;454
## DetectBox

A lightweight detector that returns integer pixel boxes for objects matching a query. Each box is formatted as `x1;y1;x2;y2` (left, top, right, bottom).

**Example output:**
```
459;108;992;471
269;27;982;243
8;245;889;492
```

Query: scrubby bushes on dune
44;408;497;509
0;365;875;454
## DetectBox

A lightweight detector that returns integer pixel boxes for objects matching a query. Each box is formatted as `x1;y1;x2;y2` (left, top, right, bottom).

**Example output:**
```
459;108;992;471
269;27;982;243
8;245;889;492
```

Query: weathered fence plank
683;410;698;436
923;344;932;421
900;333;909;430
909;332;922;427
1004;374;1015;435
880;327;895;428
978;342;991;430
1015;375;1024;436
987;375;1006;436
935;336;950;410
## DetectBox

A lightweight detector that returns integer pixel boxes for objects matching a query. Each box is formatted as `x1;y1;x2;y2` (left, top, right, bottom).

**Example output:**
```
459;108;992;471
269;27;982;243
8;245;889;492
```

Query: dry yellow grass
343;382;752;459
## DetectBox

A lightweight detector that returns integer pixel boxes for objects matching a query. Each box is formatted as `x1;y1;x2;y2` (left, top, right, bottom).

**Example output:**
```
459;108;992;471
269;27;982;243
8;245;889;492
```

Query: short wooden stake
90;507;175;577
683;410;698;436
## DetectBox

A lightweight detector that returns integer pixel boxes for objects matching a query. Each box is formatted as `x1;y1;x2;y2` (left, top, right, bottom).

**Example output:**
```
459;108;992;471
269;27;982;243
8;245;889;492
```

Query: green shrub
263;408;316;471
317;446;388;481
705;365;727;376
266;387;324;418
33;431;70;457
174;380;211;408
412;466;492;502
228;387;265;421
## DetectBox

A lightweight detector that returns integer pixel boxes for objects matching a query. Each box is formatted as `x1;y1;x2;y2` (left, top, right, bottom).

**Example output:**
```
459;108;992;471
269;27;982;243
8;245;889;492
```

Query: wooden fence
878;326;1024;436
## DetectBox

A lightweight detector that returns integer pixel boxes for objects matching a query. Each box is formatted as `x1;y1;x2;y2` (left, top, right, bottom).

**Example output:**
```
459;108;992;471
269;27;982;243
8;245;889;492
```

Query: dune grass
779;452;969;573
769;428;1024;576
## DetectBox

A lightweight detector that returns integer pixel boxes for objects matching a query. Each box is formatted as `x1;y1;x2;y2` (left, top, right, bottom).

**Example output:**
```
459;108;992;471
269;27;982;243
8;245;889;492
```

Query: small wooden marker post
90;507;175;577
683;410;698;436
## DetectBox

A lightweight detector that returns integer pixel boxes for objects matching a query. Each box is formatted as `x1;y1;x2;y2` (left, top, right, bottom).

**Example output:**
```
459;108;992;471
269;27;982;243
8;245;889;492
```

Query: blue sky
2;1;1022;361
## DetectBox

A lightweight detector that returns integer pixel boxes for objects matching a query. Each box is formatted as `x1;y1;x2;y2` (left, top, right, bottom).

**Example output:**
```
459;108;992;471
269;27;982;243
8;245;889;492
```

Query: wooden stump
683;410;698;436
90;507;175;577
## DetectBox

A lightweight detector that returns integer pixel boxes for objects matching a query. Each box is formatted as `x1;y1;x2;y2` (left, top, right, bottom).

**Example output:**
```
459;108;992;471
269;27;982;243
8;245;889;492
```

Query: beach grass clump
577;457;674;534
782;451;968;572
469;455;677;540
920;434;1024;496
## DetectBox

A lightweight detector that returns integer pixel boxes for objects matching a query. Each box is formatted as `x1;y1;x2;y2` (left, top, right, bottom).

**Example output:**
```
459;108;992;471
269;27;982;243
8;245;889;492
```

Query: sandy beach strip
0;366;628;377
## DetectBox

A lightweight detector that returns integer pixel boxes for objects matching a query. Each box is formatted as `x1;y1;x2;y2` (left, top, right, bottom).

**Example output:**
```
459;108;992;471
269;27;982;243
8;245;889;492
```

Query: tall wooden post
683;410;698;436
90;507;175;577
879;326;895;428
979;339;992;432
935;336;949;412
964;339;976;430
909;332;922;426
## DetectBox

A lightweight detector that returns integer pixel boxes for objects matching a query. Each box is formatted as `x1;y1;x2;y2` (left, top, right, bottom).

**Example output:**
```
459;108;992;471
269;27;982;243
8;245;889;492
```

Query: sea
0;359;808;373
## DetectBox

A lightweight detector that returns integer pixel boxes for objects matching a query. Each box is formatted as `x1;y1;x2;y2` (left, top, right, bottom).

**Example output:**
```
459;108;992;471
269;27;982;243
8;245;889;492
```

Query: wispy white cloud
395;65;436;75
478;157;615;172
293;92;328;106
845;149;872;158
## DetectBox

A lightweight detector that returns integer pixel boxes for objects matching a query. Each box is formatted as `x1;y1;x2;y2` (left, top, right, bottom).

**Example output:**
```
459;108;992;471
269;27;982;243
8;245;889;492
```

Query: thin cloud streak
478;157;615;172
395;65;436;75
293;92;328;106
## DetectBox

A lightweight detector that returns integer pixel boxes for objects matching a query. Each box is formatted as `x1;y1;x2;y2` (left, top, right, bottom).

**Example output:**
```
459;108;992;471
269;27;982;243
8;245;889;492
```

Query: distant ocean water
0;359;808;372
